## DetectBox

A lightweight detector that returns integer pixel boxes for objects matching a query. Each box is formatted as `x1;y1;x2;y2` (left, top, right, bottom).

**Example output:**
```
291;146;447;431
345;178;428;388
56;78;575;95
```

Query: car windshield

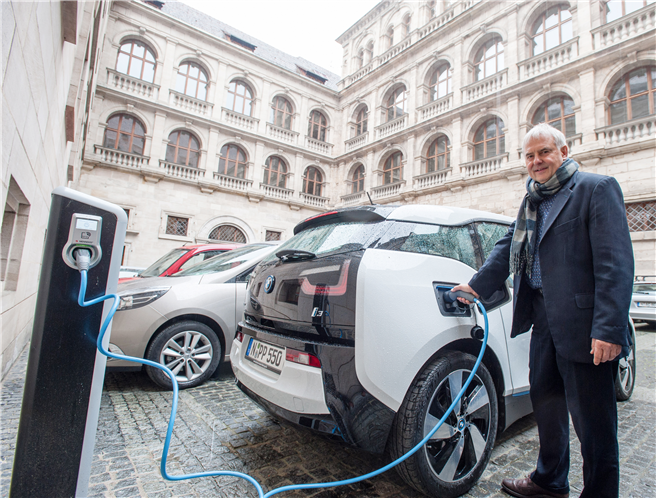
262;221;383;263
176;244;270;276
633;283;656;293
139;248;189;277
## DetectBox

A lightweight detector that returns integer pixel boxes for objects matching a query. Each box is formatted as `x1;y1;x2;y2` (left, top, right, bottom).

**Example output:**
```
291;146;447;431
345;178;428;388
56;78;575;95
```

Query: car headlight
117;286;171;311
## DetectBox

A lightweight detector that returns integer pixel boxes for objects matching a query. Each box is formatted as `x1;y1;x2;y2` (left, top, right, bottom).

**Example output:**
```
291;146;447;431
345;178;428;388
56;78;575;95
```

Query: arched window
428;1;437;18
386;87;407;122
531;6;572;56
383;152;403;184
308;110;328;142
209;225;247;243
429;64;453;101
270;96;293;130
402;14;411;37
605;0;655;23
356;49;364;70
351;164;365;193
175;62;208;100
385;26;394;49
426;135;450;173
364;41;374;65
474;118;505;160
116;40;156;82
474;38;504;81
226;80;253;116
356;107;368;136
532;96;576;137
218;144;248;178
166;130;200;167
103;114;145;155
608;66;656;124
263;156;287;188
303;167;323;196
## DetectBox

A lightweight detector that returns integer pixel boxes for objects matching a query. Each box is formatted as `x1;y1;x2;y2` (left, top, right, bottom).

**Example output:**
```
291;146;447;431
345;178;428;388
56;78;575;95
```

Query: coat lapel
541;170;577;238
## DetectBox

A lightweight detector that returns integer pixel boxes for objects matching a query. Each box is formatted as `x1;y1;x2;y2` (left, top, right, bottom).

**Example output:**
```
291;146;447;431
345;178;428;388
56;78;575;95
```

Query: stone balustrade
305;136;333;155
341;191;366;207
375;115;407;140
212;172;252;191
345;132;368;152
222;108;259;131
519;38;578;80
567;133;582;151
266;123;299;144
595;116;656;146
300;192;329;208
377;38;412;67
260;183;293;201
413;168;451;190
417;7;457;40
371;181;404;200
460;154;508;179
159;160;205;180
418;94;452;122
106;69;159;99
345;62;374;87
169;90;213;117
462;69;508;103
94;145;149;168
592;4;656;49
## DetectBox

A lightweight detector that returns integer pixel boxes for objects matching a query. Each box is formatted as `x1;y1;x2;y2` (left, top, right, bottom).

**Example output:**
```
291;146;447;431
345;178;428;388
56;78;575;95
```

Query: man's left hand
590;338;621;365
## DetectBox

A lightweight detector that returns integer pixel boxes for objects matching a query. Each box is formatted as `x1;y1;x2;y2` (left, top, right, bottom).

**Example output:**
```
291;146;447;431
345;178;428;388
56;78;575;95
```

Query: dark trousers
527;290;619;498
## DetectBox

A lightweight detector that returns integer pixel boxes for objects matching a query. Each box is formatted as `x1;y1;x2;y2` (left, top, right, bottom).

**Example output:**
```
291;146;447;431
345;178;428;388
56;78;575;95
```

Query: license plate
245;338;285;373
637;302;656;308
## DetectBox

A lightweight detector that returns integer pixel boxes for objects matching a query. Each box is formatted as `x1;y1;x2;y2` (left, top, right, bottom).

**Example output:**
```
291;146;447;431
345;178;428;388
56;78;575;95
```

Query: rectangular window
1;178;31;291
626;201;656;232
265;230;281;241
166;216;189;237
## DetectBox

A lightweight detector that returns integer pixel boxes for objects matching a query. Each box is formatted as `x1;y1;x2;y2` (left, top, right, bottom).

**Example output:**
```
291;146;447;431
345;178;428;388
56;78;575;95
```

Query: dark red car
119;243;243;283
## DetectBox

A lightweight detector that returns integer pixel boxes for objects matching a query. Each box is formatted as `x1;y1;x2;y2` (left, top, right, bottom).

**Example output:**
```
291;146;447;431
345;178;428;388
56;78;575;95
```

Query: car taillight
286;349;321;368
300;260;350;296
235;331;244;343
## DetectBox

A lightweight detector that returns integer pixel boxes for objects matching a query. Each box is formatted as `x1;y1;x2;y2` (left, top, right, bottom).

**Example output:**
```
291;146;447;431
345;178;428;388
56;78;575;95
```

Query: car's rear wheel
390;351;498;498
145;321;221;390
615;325;636;401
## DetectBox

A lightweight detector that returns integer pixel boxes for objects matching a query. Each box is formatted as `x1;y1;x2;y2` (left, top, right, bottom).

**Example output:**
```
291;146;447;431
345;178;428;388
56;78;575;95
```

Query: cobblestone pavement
2;324;654;498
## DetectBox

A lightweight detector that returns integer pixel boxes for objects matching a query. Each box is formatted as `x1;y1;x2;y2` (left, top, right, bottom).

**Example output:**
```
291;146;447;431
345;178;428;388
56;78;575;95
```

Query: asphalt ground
1;323;654;498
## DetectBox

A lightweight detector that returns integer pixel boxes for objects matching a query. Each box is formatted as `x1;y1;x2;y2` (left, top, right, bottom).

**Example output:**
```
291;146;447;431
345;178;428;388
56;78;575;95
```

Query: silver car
629;279;656;325
108;243;278;389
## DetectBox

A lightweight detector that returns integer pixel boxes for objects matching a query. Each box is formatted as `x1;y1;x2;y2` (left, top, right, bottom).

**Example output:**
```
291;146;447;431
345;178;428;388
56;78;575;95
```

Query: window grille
626;201;656;232
265;230;281;241
209;225;247;243
166;216;188;237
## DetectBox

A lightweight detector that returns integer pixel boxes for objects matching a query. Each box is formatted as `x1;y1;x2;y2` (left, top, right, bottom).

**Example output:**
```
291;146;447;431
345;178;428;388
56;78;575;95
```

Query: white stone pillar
150;111;168;164
579;68;598;144
160;37;178;106
206;127;220;175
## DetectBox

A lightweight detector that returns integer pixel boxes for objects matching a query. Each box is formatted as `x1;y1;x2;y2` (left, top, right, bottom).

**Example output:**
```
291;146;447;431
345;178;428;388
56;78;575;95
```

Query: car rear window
261;221;386;263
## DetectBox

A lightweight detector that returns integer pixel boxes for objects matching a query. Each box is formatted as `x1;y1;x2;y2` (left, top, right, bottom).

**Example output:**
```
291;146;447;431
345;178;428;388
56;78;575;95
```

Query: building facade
2;0;654;377
2;1;111;377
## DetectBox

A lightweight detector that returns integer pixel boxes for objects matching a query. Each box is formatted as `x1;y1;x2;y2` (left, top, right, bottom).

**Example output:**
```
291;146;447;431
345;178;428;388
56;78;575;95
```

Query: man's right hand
450;284;479;304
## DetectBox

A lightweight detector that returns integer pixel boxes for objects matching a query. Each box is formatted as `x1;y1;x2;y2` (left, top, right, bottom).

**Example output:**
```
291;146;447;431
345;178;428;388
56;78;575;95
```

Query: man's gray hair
523;123;567;153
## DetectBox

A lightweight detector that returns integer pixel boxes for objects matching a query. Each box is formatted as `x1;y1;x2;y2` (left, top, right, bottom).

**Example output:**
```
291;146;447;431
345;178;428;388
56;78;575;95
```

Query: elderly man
453;123;633;498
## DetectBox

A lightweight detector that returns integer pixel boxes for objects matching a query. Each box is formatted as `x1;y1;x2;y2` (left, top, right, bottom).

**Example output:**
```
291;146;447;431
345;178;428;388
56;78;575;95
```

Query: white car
629;279;656;325
108;243;277;389
231;205;636;497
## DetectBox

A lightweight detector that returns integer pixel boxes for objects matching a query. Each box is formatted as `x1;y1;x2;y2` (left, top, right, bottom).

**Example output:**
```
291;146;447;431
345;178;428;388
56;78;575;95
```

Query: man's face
524;136;568;184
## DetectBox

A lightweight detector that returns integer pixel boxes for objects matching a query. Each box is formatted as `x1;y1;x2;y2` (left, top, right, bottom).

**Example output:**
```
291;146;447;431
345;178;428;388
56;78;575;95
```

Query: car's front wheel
390;351;498;498
615;324;636;401
145;321;221;390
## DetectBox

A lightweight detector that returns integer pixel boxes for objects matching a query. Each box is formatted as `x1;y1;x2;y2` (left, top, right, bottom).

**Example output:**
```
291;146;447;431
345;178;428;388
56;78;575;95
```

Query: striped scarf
509;158;579;277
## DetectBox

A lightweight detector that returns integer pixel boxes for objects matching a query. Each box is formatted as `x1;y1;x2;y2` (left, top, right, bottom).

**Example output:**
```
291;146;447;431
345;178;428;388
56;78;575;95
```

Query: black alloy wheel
390;351;498;498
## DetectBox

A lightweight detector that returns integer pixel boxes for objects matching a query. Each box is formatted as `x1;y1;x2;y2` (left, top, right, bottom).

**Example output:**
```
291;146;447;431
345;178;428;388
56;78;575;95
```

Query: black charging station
10;187;127;498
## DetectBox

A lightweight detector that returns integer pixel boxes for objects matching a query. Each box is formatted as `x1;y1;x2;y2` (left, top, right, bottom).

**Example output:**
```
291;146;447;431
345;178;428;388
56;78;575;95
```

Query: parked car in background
629;277;656;325
108;243;277;389
231;205;636;498
119;266;146;279
118;243;243;283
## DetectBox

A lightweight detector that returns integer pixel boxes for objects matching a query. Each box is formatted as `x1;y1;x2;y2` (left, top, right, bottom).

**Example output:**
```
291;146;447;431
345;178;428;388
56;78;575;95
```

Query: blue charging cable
76;257;488;498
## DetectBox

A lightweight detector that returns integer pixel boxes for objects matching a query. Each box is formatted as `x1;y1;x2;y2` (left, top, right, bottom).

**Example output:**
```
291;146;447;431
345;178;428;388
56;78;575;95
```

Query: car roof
386;205;513;226
182;243;244;252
